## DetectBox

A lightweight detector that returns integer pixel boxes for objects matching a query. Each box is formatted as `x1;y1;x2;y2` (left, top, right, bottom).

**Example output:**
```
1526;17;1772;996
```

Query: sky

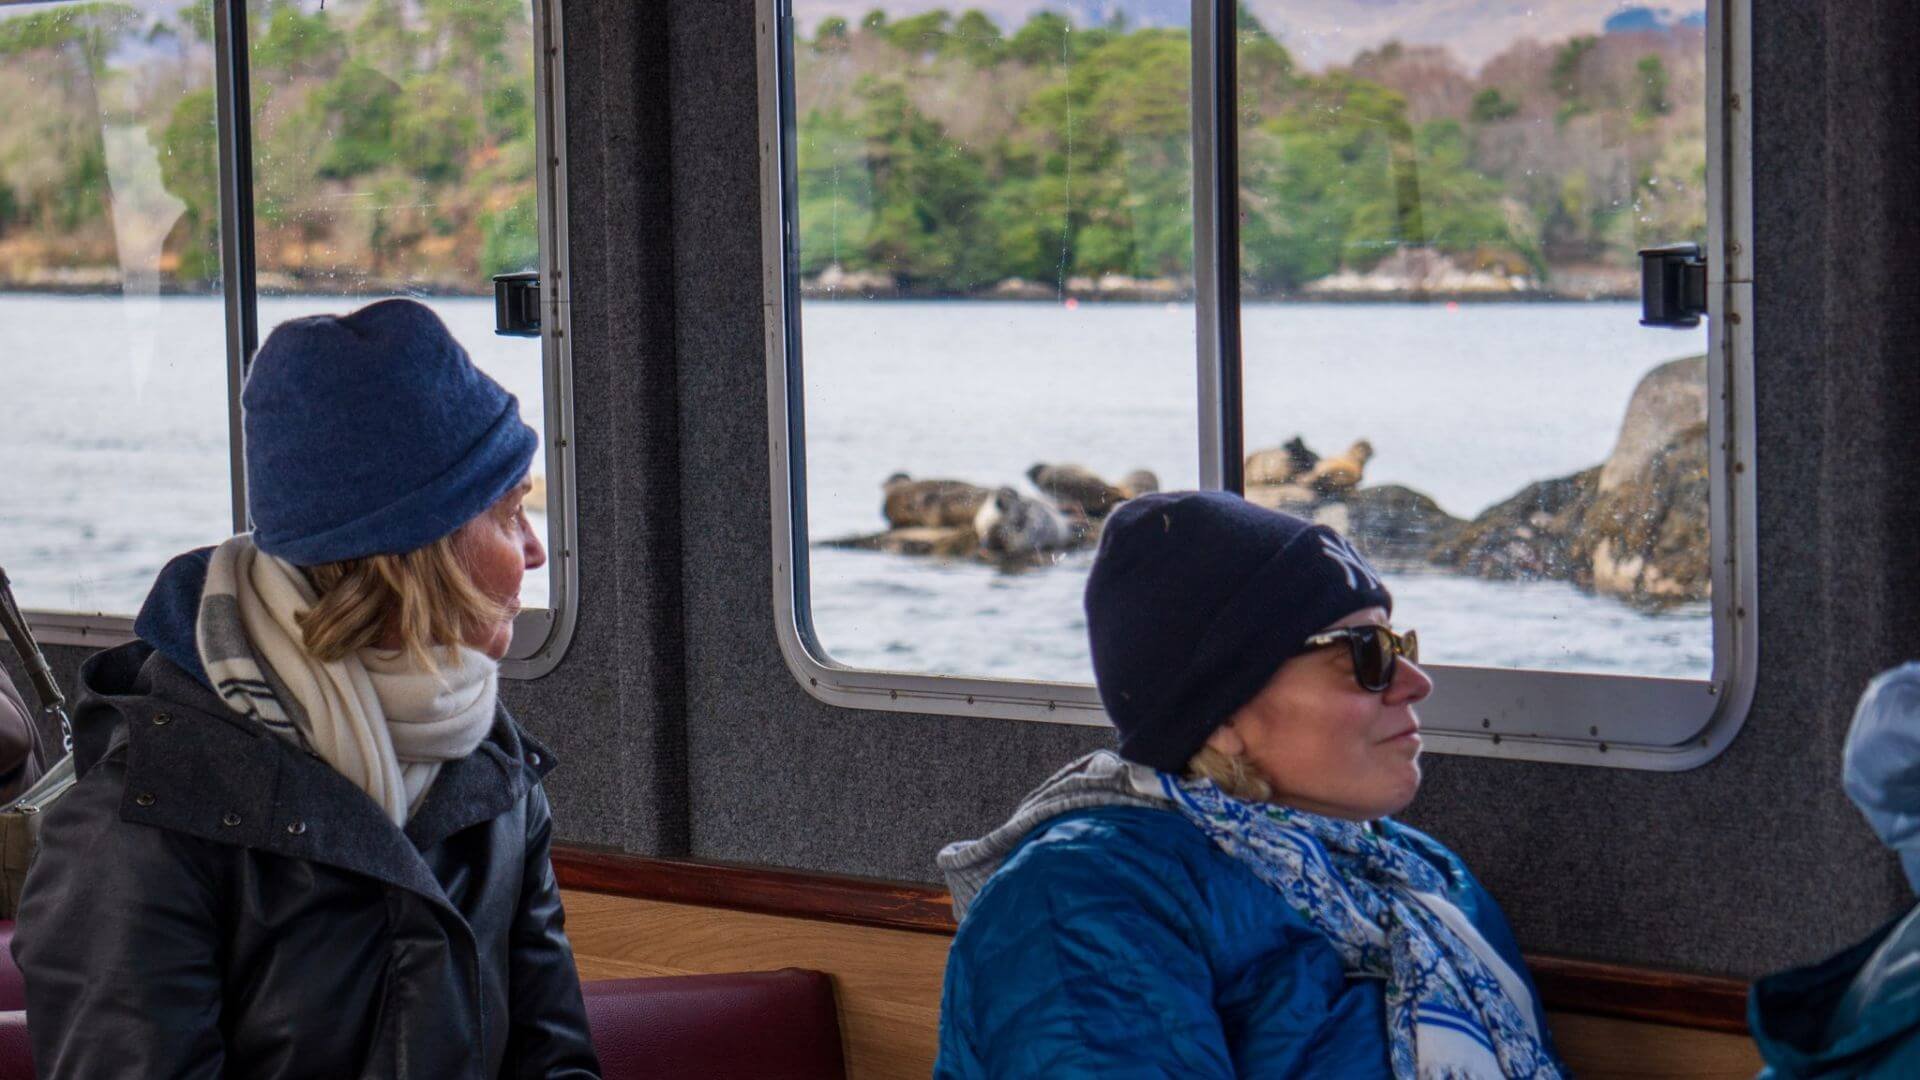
790;1;1706;72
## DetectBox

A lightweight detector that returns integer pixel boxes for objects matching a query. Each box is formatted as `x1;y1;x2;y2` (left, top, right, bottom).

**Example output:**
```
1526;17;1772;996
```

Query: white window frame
759;0;1756;768
20;0;581;681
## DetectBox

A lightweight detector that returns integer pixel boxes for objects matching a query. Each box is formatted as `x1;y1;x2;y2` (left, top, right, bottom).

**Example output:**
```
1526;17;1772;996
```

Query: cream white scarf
195;535;499;825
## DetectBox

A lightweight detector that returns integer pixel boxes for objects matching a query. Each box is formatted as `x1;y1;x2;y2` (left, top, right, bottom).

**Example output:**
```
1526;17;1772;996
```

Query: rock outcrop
1303;248;1538;299
1244;477;1463;567
1428;467;1598;582
1431;356;1709;608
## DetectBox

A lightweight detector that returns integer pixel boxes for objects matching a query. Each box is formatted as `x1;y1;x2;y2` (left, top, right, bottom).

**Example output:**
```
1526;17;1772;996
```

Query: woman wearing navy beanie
936;491;1565;1078
13;299;600;1077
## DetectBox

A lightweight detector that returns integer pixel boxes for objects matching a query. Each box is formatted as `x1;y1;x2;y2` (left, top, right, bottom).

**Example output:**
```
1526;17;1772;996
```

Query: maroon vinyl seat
0;920;844;1080
584;969;847;1080
0;924;20;1012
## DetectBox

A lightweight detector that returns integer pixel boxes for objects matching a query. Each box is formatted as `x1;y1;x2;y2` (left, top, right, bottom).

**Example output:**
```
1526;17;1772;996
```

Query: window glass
245;0;551;605
1235;3;1711;677
0;0;230;614
791;4;1198;682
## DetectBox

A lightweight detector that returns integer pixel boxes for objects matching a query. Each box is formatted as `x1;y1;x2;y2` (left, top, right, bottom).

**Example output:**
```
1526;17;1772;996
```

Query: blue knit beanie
1085;491;1394;772
242;298;539;566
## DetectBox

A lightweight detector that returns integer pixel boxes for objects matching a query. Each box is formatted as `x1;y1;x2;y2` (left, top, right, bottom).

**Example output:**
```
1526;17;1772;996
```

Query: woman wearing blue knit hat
936;491;1565;1079
12;299;600;1077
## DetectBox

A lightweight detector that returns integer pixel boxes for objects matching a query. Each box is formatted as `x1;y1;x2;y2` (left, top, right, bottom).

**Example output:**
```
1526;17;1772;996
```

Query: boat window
3;0;578;675
764;2;1754;765
1234;15;1710;681
0;0;231;618
785;3;1197;683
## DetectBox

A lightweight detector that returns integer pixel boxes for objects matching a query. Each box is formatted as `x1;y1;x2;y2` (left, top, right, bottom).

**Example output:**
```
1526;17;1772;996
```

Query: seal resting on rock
882;473;990;528
1306;439;1373;498
1245;436;1320;487
974;486;1072;559
1118;469;1159;498
1027;464;1130;518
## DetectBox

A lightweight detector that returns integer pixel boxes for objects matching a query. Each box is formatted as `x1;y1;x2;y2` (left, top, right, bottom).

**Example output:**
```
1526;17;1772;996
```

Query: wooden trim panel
554;847;957;934
553;845;1753;1034
1528;955;1752;1035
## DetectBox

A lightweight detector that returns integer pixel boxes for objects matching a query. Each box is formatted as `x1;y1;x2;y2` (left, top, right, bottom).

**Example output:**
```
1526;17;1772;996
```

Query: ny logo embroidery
1320;533;1381;591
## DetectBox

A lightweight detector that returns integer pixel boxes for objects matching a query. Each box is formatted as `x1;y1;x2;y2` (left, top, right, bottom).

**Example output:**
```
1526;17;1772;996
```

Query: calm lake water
798;299;1713;680
0;294;1712;680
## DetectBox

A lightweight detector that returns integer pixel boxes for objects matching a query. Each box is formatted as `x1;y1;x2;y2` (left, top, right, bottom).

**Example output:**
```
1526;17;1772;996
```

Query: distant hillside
791;10;1706;297
794;1;1714;71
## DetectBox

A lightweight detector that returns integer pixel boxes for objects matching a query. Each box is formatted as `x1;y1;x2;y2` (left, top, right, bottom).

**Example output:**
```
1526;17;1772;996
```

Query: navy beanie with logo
1084;490;1394;772
242;298;539;566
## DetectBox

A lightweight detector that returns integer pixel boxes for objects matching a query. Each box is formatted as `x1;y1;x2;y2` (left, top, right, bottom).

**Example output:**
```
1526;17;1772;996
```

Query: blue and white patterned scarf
1159;774;1562;1080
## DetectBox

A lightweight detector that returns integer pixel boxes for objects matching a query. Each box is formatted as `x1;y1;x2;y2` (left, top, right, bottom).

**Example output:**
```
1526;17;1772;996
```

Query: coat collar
1751;903;1920;1070
77;642;559;910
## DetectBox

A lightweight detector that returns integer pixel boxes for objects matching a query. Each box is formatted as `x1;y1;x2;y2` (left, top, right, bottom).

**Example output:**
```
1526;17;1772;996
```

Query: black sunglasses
1302;625;1420;693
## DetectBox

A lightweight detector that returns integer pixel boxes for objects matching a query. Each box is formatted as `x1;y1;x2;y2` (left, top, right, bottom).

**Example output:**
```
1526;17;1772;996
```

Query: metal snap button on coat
152;712;171;726
528;751;541;766
222;812;241;827
134;793;155;807
286;821;307;836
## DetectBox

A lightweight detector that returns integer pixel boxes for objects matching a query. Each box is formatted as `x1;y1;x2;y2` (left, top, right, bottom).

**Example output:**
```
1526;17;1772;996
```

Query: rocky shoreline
801;251;1641;305
0;251;1640;304
823;355;1711;611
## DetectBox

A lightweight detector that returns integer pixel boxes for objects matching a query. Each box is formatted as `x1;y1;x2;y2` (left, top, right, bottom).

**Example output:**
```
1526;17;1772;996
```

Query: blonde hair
1185;744;1274;803
294;529;504;671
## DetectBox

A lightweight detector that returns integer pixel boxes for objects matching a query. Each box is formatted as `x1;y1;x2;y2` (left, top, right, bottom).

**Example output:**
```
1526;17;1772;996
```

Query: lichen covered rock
1427;355;1710;609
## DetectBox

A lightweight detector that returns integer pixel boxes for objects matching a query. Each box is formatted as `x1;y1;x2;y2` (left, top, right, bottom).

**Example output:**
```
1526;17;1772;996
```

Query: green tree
251;4;345;79
813;16;850;52
855;78;999;291
1551;35;1596;99
1006;12;1070;66
156;88;221;281
1636;55;1672;119
312;61;402;179
51;141;107;231
886;11;950;56
1470;88;1520;123
175;0;213;45
394;71;478;183
795;107;874;276
347;0;416;78
480;189;538;277
0;3;138;57
951;10;1002;66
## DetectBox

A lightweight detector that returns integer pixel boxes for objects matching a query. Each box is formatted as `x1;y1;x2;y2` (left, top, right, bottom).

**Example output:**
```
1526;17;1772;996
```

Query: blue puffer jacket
935;804;1552;1078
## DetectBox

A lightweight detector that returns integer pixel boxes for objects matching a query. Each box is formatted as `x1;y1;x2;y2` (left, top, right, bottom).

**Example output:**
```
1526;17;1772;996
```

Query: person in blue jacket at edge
1750;663;1920;1077
934;491;1566;1079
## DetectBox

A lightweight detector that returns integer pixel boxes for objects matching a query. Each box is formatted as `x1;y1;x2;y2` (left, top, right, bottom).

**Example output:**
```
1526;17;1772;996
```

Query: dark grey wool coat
10;641;601;1079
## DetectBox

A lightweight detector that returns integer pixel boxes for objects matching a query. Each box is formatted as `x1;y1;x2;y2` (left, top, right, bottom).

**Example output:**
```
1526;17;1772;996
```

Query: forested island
0;2;1704;299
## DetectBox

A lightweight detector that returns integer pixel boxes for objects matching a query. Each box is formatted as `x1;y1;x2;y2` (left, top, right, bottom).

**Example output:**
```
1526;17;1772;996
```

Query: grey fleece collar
937;750;1169;921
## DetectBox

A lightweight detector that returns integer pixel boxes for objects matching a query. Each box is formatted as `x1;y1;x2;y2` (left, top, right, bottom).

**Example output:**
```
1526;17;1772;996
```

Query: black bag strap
0;567;72;755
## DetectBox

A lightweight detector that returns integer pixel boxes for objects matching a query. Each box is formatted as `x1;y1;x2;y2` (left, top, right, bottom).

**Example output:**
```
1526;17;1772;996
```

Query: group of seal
974;487;1074;558
874;465;1159;562
1025;464;1158;518
882;473;989;529
1244;436;1373;498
